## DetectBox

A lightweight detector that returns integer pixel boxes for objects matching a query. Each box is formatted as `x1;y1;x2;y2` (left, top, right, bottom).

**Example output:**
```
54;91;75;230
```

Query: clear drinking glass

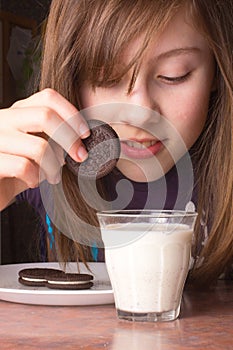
97;210;197;322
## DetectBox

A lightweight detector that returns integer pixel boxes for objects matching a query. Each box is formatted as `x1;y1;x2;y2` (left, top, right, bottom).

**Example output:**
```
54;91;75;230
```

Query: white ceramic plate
0;262;114;306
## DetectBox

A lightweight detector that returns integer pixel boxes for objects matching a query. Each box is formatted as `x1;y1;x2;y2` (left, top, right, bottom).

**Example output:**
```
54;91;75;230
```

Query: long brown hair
187;0;233;284
39;0;233;284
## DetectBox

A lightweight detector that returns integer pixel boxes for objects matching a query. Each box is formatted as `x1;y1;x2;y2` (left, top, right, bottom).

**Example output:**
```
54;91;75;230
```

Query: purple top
16;157;197;262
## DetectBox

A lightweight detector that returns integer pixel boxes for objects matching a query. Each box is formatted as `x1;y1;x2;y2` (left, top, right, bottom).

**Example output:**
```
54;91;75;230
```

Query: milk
101;222;193;314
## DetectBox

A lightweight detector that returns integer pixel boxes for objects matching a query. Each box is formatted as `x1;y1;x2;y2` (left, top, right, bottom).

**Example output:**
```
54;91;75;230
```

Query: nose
118;80;160;127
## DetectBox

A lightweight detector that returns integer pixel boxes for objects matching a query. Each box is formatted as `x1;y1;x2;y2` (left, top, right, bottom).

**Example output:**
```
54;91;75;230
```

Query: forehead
84;3;210;87
154;8;209;52
122;6;209;61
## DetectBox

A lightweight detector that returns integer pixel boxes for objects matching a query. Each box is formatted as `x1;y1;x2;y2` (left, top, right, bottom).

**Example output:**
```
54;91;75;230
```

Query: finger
0;177;28;209
0;153;46;189
0;133;61;184
4;107;88;162
49;139;65;167
11;88;90;138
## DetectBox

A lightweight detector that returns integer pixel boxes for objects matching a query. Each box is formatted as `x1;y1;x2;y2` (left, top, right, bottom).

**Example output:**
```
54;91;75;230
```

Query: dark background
1;0;51;24
0;0;51;263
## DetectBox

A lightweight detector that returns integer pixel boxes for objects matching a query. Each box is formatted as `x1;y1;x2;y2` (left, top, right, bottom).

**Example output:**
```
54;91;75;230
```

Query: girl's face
79;7;216;182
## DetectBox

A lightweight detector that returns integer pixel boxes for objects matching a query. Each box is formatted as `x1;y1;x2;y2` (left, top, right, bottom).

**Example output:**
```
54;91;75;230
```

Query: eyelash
99;72;192;89
158;72;191;84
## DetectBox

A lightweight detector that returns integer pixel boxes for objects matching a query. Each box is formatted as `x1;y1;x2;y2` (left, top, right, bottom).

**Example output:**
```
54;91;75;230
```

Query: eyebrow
156;47;201;60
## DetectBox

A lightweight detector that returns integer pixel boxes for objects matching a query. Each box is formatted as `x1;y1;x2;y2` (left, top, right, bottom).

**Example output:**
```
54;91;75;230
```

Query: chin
116;157;174;183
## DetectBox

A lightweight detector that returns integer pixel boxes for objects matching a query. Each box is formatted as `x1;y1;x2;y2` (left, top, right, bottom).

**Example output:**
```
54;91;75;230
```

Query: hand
0;88;90;210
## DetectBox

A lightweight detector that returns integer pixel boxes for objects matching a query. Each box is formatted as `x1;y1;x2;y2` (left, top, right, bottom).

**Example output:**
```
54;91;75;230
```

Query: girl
0;0;232;285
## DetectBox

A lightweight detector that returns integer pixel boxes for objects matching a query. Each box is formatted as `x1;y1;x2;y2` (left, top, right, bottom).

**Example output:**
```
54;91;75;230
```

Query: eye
158;72;191;84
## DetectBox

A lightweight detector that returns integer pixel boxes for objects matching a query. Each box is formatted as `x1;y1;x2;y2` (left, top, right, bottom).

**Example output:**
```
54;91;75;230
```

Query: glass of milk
97;210;197;322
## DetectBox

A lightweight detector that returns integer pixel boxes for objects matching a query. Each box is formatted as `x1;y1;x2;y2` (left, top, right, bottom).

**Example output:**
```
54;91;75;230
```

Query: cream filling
21;277;47;282
47;280;91;285
21;276;92;285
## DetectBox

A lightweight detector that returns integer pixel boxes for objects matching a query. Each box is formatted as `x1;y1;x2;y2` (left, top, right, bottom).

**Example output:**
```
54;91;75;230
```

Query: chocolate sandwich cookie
46;272;94;290
18;268;63;287
65;119;120;179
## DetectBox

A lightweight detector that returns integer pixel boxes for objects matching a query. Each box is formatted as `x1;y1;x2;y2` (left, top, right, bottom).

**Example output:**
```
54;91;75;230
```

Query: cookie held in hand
65;119;121;179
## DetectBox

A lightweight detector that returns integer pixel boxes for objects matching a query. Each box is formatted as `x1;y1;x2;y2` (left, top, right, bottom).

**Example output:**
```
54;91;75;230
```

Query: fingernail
79;122;90;138
77;145;88;162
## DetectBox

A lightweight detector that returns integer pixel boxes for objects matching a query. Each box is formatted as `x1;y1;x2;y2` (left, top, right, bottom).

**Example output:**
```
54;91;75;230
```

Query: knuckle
11;100;22;108
15;158;31;178
41;88;57;101
11;101;21;108
27;178;39;188
40;106;53;124
15;159;39;188
32;138;48;160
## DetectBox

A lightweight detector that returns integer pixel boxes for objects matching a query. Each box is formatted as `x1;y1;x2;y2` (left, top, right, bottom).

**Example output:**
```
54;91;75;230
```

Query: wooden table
0;280;232;349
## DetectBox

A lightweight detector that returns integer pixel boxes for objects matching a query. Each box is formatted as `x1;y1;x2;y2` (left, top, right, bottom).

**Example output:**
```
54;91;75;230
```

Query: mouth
120;139;163;159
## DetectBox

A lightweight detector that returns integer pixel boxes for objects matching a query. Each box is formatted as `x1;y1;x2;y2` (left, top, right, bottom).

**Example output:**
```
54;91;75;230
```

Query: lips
120;139;163;159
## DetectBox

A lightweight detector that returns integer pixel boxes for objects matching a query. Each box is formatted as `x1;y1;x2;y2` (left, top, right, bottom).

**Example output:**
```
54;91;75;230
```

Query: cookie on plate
18;267;94;290
46;272;94;290
65;119;120;179
18;268;63;287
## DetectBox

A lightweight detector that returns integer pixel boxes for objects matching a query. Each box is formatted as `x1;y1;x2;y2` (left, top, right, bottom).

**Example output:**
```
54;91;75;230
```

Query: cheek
79;87;96;108
174;112;206;150
80;86;117;109
165;88;211;147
